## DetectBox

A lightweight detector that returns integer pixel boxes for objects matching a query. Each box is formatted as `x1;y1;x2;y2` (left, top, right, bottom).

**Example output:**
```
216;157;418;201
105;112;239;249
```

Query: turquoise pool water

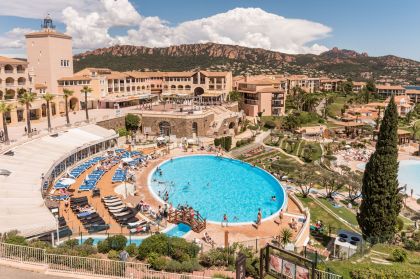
358;160;420;195
78;223;191;246
149;155;286;224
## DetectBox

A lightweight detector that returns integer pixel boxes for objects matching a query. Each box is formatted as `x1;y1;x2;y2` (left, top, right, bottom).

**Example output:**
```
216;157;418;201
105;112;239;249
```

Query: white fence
0;242;211;279
315;269;343;279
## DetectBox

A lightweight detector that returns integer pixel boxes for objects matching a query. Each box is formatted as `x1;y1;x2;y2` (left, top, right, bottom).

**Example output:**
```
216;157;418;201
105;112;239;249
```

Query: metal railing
0;242;212;279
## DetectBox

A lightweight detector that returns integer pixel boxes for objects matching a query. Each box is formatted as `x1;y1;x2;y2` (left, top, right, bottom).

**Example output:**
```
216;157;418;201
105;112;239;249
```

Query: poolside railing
0;242;211;279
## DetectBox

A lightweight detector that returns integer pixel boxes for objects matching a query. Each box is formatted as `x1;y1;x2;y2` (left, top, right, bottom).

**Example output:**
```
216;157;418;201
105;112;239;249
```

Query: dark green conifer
357;96;402;243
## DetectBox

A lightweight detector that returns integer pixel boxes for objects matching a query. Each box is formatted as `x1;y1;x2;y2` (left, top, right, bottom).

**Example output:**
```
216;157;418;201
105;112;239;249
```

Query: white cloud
0;28;37;49
0;1;332;55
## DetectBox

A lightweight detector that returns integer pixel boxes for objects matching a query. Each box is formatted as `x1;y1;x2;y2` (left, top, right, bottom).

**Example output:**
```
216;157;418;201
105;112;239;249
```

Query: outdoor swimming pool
149;155;286;224
77;223;191;246
358;160;420;195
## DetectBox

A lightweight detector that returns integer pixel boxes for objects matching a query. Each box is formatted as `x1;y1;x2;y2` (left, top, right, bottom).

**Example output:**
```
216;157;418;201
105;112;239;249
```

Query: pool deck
59;147;306;247
129;148;305;247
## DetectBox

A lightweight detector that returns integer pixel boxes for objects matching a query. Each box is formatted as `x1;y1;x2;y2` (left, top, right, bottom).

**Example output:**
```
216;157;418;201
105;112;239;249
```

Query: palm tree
0;102;12;144
62;89;74;126
18;90;36;137
278;228;293;248
81;86;93;122
42;92;55;132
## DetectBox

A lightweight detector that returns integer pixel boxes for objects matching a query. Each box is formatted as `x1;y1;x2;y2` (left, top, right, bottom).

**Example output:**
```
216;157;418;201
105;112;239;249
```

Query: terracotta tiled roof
58;75;91;81
0;56;28;64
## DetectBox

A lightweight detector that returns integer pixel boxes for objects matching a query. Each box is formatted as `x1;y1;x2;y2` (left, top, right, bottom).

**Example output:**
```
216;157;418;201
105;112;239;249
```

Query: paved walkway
0;265;66;279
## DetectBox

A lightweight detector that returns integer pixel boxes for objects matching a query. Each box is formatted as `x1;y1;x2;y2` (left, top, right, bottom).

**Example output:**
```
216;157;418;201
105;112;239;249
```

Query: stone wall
141;113;214;138
96;116;125;131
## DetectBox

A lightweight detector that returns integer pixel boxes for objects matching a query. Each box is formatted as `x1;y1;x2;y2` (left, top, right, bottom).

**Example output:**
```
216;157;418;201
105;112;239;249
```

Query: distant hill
74;43;420;83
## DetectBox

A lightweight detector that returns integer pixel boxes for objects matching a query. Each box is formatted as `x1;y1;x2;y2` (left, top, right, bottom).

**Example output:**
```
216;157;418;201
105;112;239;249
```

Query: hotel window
60;60;70;67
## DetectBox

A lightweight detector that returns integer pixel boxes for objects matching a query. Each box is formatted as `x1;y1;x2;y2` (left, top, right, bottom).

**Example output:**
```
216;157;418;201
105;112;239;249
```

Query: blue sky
0;0;419;61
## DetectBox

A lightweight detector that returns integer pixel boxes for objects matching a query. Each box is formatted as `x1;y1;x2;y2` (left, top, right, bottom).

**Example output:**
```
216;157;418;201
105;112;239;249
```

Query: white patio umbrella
59;177;76;186
121;157;134;163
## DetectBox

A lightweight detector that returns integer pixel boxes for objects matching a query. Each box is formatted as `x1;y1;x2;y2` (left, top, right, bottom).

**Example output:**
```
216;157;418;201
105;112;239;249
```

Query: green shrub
147;252;167;271
392;248;408;262
403;239;419;251
125;113;140;131
108;235;127;251
84;238;94;246
28;240;50;249
4;234;28;246
264;120;276;130
163;259;201;273
417;198;420;205
107;250;120;260
138;234;170;260
62;239;79;249
168;237;199;262
200;248;230;267
97;239;111;254
350;265;420;278
138;234;199;262
396;217;404;232
125;243;138;257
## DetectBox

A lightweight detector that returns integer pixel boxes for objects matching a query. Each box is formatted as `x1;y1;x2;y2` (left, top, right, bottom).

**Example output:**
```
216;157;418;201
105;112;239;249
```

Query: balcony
4;70;13;74
6;83;15;87
18;82;26;86
244;99;259;105
17;70;25;74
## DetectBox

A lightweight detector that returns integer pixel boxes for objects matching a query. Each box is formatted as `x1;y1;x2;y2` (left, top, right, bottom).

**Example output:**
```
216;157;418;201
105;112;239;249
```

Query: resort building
57;69;233;110
405;86;420;104
376;84;406;98
320;78;342;92
352;81;366;93
0;56;33;101
235;75;287;116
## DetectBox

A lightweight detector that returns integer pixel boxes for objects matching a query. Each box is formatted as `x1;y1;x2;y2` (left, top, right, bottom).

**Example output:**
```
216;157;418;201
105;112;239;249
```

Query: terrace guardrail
0;242;212;279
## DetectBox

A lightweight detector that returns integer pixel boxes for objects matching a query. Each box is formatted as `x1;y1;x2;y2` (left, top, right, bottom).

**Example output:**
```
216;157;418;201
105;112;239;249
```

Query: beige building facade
235;75;286;117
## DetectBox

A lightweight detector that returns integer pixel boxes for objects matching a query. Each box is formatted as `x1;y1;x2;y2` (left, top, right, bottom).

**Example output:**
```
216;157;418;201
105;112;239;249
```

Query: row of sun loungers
69;156;104;178
101;196;149;233
111;168;126;183
70;196;109;233
79;169;106;191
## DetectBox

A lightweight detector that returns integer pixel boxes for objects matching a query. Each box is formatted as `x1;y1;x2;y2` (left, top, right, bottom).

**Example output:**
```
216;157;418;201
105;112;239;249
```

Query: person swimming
271;195;276;202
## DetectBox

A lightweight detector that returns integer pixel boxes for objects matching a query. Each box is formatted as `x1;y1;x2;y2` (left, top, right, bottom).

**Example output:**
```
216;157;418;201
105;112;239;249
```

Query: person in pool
271;195;276;202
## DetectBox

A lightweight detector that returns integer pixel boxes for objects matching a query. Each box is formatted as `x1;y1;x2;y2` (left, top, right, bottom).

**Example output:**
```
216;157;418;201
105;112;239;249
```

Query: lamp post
123;162;128;198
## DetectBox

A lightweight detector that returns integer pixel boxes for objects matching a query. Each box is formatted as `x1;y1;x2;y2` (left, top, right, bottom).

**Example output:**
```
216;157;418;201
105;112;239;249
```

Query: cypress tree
357;96;402;243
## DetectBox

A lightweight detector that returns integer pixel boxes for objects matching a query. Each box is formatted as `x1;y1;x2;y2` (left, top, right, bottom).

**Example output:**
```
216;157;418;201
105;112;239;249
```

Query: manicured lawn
317;198;359;227
297;195;343;234
326;95;352;118
325;244;420;279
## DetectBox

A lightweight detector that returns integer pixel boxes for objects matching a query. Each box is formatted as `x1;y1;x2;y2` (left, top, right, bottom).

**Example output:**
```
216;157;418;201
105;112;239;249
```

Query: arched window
171;85;176;90
17;77;26;85
16;65;25;73
5;77;14;86
185;85;191;91
178;85;184;90
4;64;13;73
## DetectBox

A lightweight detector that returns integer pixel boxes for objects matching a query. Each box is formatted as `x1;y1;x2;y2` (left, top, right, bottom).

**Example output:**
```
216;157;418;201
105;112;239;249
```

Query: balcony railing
4;70;13;74
17;70;25;74
18;82;26;86
6;83;14;86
